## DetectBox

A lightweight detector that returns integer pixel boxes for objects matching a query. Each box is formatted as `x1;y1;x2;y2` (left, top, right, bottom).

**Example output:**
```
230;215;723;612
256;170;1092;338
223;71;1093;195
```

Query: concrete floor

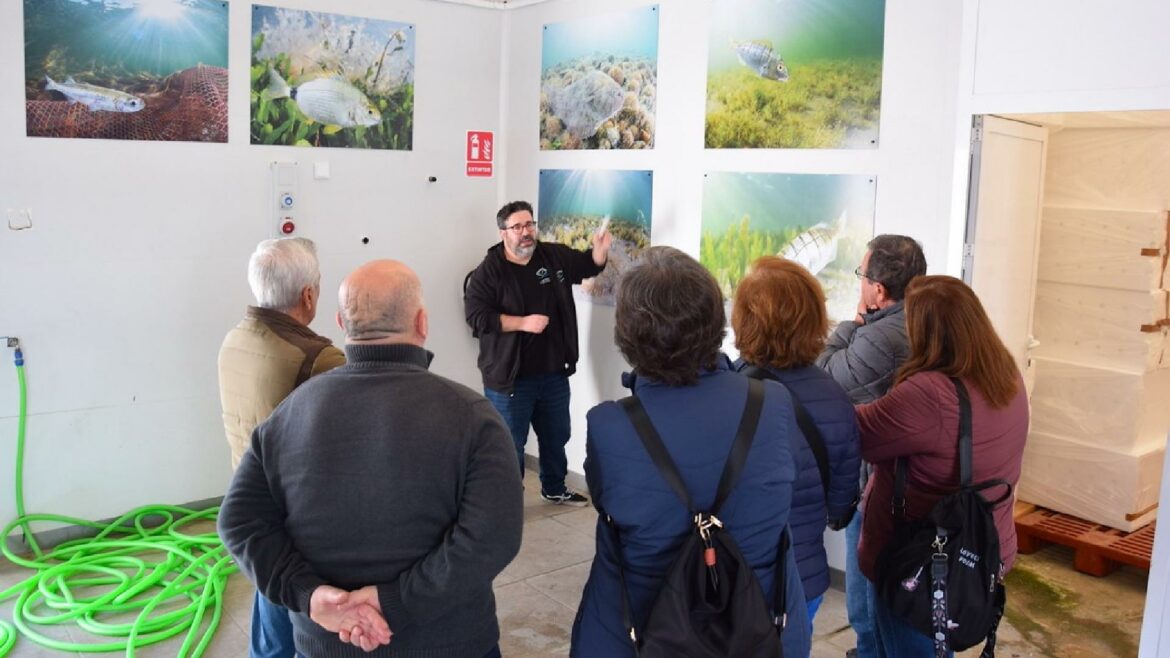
0;470;1149;656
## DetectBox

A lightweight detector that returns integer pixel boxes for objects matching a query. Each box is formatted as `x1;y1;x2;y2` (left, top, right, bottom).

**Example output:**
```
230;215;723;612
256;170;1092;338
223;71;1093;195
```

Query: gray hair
340;270;423;341
247;237;321;311
865;234;927;301
614;246;725;386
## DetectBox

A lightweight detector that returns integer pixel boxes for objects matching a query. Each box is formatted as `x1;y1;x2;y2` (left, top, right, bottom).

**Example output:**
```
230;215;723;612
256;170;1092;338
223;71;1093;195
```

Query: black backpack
875;378;1011;658
602;378;789;658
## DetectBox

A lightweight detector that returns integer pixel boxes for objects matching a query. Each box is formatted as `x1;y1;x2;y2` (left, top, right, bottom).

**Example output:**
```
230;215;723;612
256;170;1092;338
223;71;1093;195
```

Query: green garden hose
1;347;237;656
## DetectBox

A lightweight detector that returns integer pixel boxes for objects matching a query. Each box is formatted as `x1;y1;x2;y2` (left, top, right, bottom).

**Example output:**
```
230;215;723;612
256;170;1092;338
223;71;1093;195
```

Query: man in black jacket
464;200;611;505
219;260;523;657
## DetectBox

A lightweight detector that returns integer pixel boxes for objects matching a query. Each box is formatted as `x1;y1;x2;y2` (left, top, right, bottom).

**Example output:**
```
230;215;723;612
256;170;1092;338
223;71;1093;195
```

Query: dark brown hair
733;256;828;369
496;200;534;229
896;275;1020;408
615;246;725;386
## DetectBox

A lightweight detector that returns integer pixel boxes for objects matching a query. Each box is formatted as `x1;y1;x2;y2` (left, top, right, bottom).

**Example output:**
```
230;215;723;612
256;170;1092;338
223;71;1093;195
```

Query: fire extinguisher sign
466;131;494;178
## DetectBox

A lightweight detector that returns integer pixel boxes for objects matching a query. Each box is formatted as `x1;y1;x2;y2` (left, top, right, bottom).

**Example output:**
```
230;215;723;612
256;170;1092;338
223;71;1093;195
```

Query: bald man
219;261;524;658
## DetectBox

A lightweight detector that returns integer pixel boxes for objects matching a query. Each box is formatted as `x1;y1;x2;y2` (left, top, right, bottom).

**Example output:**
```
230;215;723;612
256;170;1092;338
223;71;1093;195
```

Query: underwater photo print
24;0;229;142
706;0;885;149
540;5;658;150
251;5;414;150
701;173;876;320
538;170;653;305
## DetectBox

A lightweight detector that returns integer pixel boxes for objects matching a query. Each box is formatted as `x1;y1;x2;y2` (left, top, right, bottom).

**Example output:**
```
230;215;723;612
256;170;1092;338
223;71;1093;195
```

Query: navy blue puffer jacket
736;360;861;602
570;358;811;658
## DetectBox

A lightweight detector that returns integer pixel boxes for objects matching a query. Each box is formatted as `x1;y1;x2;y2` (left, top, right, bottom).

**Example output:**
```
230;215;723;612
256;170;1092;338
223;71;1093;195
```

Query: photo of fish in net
700;172;876;321
24;0;229;142
538;170;653;305
540;5;658;150
251;5;414;150
706;0;885;149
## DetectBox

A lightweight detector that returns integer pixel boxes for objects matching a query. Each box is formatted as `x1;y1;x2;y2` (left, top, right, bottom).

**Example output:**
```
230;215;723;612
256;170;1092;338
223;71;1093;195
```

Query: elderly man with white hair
219;260;523;658
217;236;345;658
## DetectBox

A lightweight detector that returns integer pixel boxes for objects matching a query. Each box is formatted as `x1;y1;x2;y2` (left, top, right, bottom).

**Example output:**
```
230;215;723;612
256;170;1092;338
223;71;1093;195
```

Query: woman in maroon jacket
856;275;1029;657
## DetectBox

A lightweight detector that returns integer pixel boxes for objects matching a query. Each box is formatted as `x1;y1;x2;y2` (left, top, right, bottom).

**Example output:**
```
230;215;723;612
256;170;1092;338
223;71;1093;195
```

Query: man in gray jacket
815;234;925;658
219;260;523;658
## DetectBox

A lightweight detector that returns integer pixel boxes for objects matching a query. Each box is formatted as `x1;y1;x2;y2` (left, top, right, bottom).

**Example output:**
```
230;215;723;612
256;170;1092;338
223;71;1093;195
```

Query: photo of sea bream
540;5;658;150
538;170;653;305
701;172;875;320
24;0;229;142
706;0;885;149
251;5;414;150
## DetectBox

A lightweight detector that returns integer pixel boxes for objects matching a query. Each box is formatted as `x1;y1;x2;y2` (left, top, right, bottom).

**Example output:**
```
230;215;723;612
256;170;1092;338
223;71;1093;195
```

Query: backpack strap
891;377;974;519
740;364;831;501
954;377;973;487
617;378;765;516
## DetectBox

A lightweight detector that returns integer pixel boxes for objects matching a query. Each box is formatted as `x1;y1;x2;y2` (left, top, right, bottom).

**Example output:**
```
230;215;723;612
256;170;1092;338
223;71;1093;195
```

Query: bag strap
892;377;973;519
954;377;973;487
618;378;765;516
740;365;831;501
600;513;641;649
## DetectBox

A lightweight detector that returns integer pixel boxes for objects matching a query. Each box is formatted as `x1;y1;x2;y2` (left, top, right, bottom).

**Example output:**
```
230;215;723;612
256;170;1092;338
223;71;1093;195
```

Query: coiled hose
0;347;236;656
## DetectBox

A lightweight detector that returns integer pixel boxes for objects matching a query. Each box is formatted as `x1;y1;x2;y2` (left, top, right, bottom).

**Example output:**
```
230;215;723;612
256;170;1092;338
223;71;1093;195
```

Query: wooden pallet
1015;506;1156;577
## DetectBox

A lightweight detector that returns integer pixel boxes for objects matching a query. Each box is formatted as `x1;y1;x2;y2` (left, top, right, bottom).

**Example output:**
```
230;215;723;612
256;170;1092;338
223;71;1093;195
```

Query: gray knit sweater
218;343;523;658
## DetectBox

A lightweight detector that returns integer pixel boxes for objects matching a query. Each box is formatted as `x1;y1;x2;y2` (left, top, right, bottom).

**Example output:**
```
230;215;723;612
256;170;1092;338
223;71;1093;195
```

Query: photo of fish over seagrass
540;5;658;150
23;0;228;142
538;170;653;305
251;5;414;150
701;173;876;320
706;0;885;149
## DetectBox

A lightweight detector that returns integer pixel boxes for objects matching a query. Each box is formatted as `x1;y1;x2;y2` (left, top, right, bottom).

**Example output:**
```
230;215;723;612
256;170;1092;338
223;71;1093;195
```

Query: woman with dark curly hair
857;275;1028;657
570;246;810;658
732;256;861;635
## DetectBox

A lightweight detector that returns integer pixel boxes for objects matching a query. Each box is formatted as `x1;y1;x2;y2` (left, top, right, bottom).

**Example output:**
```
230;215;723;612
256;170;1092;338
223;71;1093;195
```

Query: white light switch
313;161;331;180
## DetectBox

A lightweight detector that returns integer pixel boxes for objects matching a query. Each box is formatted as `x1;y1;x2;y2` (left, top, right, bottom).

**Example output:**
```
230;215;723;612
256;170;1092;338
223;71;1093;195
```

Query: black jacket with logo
464;241;603;393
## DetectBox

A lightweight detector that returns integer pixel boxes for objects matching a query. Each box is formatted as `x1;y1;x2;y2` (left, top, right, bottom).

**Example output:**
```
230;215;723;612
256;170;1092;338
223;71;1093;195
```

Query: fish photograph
538;170;653;305
700;172;875;320
706;0;885;149
540;5;658;150
23;0;229;142
251;5;414;150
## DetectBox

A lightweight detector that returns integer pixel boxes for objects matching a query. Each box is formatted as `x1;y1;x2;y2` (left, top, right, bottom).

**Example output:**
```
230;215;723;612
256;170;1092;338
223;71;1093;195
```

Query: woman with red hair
732;256;861;634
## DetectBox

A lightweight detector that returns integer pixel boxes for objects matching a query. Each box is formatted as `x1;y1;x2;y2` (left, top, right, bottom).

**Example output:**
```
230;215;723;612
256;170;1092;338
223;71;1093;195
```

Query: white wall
0;0;503;529
501;0;965;570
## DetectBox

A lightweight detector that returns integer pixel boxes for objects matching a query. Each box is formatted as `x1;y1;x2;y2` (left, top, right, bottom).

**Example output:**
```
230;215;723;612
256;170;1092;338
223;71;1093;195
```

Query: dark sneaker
846;650;858;658
540;488;589;507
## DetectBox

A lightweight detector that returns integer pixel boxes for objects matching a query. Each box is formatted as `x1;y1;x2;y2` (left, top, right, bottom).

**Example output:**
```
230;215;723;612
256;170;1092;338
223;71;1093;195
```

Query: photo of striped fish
706;0;885;149
701;172;876;321
779;210;847;275
251;5;415;150
731;39;789;82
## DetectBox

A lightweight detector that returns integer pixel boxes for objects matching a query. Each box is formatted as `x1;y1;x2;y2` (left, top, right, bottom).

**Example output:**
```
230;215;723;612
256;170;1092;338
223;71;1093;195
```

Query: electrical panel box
271;161;298;237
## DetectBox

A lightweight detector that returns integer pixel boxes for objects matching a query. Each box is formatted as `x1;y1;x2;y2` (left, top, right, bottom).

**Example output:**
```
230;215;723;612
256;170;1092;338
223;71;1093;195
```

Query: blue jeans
846;510;878;658
869;579;954;658
806;593;824;637
485;373;572;496
250;591;294;658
